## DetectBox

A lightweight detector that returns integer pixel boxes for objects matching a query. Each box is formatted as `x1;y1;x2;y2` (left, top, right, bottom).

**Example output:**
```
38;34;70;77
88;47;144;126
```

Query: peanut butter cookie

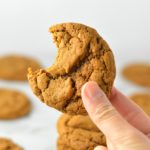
0;89;31;119
28;23;116;115
57;114;106;150
122;63;150;87
0;138;22;150
130;93;150;116
0;55;41;81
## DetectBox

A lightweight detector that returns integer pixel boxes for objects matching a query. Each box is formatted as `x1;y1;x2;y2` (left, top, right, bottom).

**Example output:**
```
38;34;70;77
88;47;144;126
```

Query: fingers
94;146;107;150
81;81;136;142
110;87;150;135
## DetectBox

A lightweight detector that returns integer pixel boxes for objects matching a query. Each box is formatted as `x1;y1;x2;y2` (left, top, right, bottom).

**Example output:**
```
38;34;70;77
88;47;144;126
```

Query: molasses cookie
28;23;116;115
0;138;23;150
130;93;150;116
0;55;41;81
122;63;150;87
57;114;106;150
0;88;31;119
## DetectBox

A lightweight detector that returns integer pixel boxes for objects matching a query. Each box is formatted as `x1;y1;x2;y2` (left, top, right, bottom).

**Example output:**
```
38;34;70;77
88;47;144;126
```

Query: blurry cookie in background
0;55;41;81
122;63;150;87
0;138;23;150
57;114;106;150
130;93;150;116
0;88;31;119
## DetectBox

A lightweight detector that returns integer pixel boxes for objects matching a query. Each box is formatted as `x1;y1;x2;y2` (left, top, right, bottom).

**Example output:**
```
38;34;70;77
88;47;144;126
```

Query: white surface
0;0;150;150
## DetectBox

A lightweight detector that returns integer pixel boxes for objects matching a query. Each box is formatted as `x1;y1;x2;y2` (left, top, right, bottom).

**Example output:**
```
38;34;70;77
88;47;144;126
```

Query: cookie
130;93;150;116
28;23;116;115
0;55;41;81
57;114;106;150
57;145;73;150
122;63;150;87
0;89;31;119
0;138;22;150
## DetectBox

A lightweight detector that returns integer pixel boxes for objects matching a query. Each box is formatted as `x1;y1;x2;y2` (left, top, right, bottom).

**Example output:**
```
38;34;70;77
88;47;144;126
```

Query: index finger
110;87;150;135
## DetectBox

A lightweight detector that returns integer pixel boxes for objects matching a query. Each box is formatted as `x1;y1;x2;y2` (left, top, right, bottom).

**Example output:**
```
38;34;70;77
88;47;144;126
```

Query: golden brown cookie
122;63;150;87
0;55;41;81
130;93;150;116
57;114;106;150
0;138;23;150
0;89;31;119
28;23;116;115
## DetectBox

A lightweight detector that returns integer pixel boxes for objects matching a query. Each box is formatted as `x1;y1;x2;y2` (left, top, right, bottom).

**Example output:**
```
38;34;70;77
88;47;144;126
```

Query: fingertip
81;81;99;103
81;81;106;111
81;81;88;98
81;81;98;96
81;81;97;111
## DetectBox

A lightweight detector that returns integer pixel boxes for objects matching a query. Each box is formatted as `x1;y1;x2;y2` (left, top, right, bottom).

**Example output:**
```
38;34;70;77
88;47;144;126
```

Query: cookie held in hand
28;23;116;115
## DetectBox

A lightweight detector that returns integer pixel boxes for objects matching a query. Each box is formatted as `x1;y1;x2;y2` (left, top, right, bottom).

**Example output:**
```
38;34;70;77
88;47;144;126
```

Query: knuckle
93;103;117;124
117;131;137;144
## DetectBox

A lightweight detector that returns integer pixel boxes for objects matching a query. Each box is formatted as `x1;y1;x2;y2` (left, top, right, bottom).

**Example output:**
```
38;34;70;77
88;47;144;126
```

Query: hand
81;81;150;150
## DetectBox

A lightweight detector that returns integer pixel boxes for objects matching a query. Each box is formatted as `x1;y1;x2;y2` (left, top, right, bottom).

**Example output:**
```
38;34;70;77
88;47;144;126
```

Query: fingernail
83;82;104;101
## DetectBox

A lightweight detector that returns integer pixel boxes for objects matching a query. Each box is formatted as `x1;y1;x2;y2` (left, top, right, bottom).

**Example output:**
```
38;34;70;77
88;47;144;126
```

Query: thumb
81;82;139;143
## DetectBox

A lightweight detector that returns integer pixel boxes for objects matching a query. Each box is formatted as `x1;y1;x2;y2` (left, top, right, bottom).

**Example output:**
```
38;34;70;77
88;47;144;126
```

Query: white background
0;0;150;150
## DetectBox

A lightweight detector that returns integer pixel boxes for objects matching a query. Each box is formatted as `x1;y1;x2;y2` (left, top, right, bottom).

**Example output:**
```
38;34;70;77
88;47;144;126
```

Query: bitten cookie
122;63;150;87
0;138;23;150
0;55;41;81
57;114;106;150
130;93;150;116
0;89;31;119
28;23;116;115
